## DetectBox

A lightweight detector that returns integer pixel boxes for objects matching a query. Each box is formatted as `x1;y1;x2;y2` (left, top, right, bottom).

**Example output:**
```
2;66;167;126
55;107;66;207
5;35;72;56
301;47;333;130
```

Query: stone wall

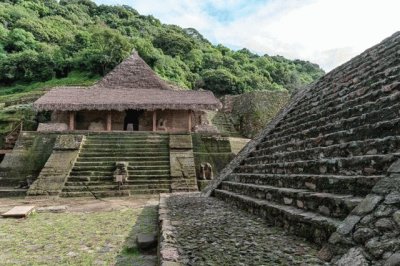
320;158;400;265
27;135;84;196
0;132;58;187
222;91;290;138
169;134;198;192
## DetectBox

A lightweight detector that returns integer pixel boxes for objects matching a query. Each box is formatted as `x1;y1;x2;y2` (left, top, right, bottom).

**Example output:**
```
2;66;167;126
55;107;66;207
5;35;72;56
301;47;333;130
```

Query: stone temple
198;32;400;264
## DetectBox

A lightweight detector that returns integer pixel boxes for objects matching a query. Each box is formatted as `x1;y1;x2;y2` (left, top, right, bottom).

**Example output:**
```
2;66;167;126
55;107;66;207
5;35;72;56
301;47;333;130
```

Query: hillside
0;0;324;142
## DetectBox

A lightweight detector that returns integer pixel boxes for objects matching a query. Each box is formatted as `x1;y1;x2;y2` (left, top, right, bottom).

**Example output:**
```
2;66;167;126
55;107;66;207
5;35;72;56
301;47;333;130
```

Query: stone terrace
159;193;327;266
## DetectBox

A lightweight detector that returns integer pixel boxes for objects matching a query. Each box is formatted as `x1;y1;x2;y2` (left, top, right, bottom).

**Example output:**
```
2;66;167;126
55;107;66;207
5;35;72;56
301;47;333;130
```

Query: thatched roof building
33;52;221;132
34;52;221;112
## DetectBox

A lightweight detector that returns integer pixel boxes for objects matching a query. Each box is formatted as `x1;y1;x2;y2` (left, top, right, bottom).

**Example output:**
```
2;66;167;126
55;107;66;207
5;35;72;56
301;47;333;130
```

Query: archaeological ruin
196;31;400;265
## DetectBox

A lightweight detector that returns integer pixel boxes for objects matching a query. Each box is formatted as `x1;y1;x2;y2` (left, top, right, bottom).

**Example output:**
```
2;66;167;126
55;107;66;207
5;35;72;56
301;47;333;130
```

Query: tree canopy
0;0;325;95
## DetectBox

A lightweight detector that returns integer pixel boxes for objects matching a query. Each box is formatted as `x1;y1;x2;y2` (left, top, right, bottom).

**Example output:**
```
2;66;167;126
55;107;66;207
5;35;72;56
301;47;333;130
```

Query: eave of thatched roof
33;87;222;112
96;52;174;90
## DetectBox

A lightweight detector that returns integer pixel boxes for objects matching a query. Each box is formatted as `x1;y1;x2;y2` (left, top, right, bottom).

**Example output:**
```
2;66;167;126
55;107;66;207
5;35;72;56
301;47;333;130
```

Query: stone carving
113;162;128;189
200;163;214;180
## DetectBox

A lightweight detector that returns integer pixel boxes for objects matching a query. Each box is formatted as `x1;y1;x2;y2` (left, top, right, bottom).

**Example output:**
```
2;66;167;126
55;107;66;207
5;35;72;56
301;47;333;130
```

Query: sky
94;0;400;71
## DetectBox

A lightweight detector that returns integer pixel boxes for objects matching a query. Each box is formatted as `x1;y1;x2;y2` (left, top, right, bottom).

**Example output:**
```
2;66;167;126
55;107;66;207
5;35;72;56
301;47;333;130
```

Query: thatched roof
34;87;221;111
34;52;222;111
96;52;173;90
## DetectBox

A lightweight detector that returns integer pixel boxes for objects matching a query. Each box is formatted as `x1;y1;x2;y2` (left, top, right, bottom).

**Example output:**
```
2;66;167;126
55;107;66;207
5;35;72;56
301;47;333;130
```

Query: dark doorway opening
124;110;144;131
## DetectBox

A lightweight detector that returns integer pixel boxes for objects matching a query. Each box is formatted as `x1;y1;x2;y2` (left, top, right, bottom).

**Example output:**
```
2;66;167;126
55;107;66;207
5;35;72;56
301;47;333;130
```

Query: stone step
0;188;27;198
239;154;395;176
69;171;111;177
76;156;170;162
71;165;170;171
283;75;399;129
62;183;171;192
81;146;169;151
276;86;400;134
259;132;400;156
214;189;341;245
67;175;172;182
265;100;400;144
250;137;400;164
79;152;169;157
65;179;172;186
127;169;170;175
73;161;170;167
230;173;382;196
284;53;399;121
221;181;362;218
60;189;170;198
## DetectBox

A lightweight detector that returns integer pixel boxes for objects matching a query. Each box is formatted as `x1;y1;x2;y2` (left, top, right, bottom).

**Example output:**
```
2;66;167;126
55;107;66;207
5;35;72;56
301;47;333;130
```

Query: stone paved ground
0;196;158;266
167;194;328;266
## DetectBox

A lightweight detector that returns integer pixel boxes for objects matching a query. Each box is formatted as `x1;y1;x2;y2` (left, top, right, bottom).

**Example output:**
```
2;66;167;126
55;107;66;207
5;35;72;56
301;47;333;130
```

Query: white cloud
95;0;400;71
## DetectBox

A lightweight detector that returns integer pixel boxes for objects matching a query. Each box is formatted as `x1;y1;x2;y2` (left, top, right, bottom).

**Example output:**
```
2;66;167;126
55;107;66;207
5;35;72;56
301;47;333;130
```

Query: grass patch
0;206;158;266
0;72;100;99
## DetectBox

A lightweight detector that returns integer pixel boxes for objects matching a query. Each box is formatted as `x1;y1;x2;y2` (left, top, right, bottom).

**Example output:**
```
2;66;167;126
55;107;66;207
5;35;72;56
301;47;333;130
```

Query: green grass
0;71;100;100
0;206;158;266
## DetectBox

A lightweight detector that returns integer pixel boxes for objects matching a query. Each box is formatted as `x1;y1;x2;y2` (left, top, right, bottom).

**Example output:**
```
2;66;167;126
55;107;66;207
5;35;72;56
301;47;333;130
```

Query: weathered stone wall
27;135;84;196
169;134;198;192
222;91;290;138
320;159;400;265
192;134;234;176
205;32;400;245
0;132;58;187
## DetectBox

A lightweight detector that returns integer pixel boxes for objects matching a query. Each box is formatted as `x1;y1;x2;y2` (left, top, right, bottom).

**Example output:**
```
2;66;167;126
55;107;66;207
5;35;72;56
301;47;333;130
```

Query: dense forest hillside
0;0;324;95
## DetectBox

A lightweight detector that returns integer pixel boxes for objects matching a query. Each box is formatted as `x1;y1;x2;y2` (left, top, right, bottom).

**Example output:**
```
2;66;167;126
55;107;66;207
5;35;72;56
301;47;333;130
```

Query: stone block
54;135;84;150
337;215;361;235
388;160;400;173
353;195;383;215
170;135;193;149
385;192;400;205
385;253;400;266
353;227;375;244
136;233;157;250
336;247;369;266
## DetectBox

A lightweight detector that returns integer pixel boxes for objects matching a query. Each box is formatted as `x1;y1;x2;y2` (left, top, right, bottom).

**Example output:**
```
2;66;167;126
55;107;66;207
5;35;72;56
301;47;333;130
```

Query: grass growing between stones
0;205;157;266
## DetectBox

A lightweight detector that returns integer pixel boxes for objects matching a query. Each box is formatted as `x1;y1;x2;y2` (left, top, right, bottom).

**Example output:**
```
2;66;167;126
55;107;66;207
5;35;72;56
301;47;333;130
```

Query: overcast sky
94;0;400;71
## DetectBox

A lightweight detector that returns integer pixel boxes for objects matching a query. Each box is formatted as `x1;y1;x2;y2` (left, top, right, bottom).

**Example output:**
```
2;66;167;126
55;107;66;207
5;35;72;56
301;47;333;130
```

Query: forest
0;0;324;95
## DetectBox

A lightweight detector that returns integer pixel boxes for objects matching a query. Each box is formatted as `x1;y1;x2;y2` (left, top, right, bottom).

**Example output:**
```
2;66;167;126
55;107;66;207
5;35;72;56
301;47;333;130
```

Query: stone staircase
211;112;242;137
213;32;400;245
61;133;172;197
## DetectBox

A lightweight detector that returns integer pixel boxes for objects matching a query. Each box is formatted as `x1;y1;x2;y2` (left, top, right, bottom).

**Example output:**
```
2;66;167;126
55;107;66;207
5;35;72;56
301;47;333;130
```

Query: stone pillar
107;111;112;131
153;110;157;132
188;110;192;132
69;112;75;131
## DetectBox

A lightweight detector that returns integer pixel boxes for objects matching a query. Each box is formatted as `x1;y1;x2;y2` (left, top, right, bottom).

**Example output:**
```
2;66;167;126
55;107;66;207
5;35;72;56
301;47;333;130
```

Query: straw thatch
34;52;222;111
34;87;222;111
96;52;173;90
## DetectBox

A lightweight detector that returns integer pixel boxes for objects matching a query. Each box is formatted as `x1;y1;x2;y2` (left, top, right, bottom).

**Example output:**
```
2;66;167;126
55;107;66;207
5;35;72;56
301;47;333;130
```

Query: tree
4;28;37;52
201;68;242;95
74;26;132;75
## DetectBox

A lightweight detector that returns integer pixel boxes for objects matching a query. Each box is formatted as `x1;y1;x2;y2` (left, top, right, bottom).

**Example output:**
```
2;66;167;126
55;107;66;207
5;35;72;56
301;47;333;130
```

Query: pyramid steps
61;133;172;197
213;33;400;246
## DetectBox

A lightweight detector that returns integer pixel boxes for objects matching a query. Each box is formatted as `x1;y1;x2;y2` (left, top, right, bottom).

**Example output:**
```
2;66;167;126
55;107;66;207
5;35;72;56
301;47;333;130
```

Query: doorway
124;110;144;131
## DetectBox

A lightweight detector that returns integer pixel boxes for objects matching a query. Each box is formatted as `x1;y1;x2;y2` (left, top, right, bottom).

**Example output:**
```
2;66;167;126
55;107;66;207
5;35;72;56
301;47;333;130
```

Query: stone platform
159;193;327;265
